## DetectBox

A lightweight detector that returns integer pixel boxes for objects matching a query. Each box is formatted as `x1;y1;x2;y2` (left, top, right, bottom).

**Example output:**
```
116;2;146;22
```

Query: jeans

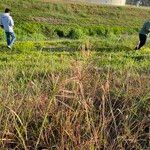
5;32;16;47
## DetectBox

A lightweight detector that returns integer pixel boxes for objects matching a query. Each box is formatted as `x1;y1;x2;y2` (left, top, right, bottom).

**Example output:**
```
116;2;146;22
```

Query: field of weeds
0;38;149;149
0;0;149;149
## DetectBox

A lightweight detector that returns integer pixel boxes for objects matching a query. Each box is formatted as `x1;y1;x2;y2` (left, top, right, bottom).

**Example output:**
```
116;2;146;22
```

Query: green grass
1;0;150;40
0;0;149;149
0;38;149;149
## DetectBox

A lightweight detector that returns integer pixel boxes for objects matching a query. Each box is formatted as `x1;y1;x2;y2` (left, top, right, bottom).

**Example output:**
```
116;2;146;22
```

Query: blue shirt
1;13;14;32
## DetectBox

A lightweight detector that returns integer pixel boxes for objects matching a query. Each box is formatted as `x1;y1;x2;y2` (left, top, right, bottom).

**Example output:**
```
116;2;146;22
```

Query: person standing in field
1;8;16;49
136;0;142;7
135;20;150;50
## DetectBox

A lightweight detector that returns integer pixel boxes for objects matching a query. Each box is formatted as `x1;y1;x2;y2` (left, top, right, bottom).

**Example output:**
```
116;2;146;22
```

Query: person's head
5;8;11;13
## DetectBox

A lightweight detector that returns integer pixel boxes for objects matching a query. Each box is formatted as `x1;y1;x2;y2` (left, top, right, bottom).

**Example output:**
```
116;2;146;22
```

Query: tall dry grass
0;59;149;149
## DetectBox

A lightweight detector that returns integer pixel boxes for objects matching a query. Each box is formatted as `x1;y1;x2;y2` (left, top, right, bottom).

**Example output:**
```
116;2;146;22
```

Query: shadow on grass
41;45;134;53
95;45;133;52
41;45;78;52
131;55;150;61
0;45;8;51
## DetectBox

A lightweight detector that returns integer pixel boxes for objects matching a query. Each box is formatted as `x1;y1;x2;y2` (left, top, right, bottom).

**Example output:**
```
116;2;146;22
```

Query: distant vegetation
1;0;150;40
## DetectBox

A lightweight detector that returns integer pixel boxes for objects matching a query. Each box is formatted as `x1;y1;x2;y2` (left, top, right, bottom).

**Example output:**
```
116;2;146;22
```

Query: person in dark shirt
135;20;150;50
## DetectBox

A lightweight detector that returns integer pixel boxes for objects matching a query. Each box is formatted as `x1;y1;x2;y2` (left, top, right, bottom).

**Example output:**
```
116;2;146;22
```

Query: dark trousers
5;32;16;47
136;34;147;50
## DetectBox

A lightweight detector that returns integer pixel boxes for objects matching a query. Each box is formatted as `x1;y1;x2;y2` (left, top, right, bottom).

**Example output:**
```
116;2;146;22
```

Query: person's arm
9;16;14;27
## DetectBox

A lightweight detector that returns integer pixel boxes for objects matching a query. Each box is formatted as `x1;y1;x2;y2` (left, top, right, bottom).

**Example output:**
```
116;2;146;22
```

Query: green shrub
95;26;106;36
68;28;86;39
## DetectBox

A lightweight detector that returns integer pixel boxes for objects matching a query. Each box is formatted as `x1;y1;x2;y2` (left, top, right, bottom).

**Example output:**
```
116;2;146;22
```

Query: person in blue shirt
1;8;16;49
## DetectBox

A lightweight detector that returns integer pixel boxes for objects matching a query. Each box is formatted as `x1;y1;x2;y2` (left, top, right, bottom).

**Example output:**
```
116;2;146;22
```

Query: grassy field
0;0;150;149
1;0;150;40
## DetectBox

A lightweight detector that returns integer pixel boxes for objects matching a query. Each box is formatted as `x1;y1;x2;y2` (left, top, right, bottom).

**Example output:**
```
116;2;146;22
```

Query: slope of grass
1;0;150;40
